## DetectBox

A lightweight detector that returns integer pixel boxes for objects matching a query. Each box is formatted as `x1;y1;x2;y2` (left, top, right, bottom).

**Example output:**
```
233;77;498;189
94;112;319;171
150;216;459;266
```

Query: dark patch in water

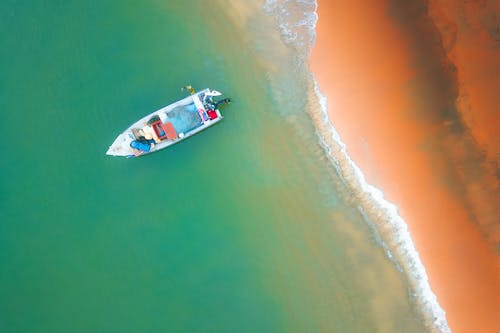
388;0;499;246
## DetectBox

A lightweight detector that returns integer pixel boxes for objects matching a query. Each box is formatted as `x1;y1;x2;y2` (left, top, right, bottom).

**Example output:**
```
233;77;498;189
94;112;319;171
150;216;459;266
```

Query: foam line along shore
261;0;448;331
309;1;500;333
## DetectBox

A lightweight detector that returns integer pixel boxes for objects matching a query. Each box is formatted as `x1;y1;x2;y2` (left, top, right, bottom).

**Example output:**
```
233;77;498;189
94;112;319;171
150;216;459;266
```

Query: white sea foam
263;0;318;59
312;81;450;333
263;1;451;332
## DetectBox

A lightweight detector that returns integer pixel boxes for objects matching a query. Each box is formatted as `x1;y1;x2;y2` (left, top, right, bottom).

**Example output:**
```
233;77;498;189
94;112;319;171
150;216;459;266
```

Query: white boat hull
106;88;225;157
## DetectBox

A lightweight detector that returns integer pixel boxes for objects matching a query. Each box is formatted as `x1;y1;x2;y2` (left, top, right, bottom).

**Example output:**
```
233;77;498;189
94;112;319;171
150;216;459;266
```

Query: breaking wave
262;1;451;332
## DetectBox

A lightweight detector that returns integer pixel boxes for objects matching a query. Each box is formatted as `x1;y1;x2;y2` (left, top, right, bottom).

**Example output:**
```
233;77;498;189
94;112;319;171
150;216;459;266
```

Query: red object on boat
207;110;218;120
161;122;178;140
151;120;178;140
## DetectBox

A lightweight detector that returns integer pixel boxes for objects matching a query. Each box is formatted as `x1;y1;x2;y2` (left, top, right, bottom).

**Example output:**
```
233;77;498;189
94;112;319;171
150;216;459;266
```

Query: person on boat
130;138;155;153
141;124;160;143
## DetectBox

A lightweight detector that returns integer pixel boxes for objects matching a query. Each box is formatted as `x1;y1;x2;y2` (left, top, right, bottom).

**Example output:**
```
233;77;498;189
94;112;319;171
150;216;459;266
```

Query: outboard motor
214;98;231;108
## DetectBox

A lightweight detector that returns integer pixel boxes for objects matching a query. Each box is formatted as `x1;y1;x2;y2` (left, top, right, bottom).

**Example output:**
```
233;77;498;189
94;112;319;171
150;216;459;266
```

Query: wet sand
310;1;500;332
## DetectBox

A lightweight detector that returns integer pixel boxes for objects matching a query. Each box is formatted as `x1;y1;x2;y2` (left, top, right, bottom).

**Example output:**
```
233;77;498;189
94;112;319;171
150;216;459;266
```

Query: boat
106;88;230;158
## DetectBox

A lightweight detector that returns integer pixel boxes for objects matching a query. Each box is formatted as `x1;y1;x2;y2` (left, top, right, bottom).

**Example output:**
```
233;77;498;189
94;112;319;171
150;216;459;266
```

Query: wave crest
263;0;318;60
264;1;451;332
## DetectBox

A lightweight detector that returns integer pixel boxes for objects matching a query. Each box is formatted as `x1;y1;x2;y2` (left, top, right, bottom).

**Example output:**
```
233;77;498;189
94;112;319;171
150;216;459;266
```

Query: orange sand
428;0;500;164
310;1;500;332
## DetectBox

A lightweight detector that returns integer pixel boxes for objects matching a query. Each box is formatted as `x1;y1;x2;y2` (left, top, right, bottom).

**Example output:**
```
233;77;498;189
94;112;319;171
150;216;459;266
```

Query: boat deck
160;103;201;135
106;89;223;157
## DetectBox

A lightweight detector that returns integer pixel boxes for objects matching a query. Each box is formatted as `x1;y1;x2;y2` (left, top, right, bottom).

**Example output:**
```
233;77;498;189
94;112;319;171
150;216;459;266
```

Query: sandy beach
310;1;500;332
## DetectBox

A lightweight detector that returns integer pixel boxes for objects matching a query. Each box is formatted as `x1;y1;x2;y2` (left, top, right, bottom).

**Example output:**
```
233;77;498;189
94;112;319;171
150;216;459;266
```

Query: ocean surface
1;1;435;332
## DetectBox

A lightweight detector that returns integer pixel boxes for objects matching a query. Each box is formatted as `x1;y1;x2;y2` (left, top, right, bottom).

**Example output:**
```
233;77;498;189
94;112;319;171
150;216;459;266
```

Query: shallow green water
0;1;428;332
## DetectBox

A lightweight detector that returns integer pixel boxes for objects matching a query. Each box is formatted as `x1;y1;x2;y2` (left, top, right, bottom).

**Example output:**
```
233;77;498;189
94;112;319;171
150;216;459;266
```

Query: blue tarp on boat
130;140;154;152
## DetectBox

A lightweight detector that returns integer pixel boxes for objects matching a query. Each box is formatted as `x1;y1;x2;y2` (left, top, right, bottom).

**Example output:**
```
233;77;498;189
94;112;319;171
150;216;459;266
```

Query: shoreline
309;1;500;333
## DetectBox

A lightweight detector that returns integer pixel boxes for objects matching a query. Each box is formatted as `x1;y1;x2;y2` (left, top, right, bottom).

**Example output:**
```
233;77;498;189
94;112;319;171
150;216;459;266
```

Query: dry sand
309;1;500;332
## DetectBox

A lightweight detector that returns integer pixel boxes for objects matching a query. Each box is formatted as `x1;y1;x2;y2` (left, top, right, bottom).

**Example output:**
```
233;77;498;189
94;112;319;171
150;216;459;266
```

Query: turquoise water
1;1;429;332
